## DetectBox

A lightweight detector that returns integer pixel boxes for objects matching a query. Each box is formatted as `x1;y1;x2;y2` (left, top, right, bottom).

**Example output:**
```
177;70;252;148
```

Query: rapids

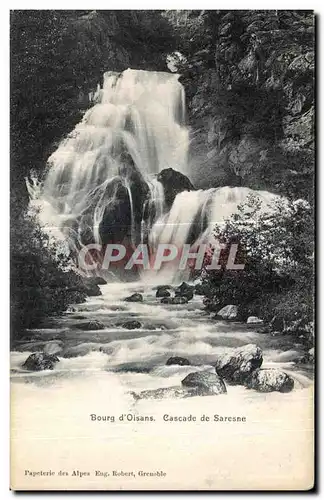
11;283;314;489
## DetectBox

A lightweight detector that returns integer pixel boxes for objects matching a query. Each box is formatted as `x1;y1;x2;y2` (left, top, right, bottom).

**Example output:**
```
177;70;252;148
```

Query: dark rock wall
165;10;315;200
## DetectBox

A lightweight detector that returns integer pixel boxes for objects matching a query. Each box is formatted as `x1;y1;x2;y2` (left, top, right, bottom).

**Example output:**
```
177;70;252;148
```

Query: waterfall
146;186;279;284
27;69;188;246
27;68;279;283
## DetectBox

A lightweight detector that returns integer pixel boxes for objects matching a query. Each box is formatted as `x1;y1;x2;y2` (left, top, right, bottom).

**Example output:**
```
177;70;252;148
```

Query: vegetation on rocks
202;194;314;346
11;206;87;338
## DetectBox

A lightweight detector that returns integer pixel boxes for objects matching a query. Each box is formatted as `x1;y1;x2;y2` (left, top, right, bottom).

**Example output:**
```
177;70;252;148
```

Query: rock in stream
22;352;60;371
214;344;263;384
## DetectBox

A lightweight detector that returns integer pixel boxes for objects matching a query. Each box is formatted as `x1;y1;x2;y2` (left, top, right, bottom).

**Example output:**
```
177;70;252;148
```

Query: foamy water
11;282;314;490
26;68;284;284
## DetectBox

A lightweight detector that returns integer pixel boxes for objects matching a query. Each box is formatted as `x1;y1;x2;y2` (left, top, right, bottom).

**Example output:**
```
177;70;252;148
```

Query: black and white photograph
9;9;315;491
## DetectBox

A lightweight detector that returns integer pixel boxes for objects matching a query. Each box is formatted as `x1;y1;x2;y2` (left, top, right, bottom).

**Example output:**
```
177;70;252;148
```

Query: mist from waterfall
27;69;188;246
27;68;279;283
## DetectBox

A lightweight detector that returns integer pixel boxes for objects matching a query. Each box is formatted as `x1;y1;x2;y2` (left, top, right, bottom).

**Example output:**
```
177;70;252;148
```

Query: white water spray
27;68;278;282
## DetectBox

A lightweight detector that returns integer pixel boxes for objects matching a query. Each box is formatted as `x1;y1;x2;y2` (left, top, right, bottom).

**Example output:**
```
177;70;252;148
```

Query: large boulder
245;369;294;393
121;320;142;330
181;371;227;396
175;282;194;300
157;168;195;208
124;293;143;302
247;316;264;325
22;352;60;371
194;283;211;295
216;305;238;320
131;386;198;401
166;356;191;366
214;344;263;384
156;287;171;298
73;320;105;331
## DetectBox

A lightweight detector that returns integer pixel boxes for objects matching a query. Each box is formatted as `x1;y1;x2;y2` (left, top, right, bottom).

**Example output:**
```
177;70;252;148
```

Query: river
11;281;314;490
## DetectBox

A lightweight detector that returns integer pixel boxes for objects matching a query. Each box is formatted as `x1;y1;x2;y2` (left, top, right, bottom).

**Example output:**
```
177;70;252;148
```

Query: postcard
10;9;315;491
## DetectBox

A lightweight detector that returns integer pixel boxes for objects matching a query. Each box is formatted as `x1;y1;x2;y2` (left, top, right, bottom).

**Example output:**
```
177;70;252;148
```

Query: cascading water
27;68;278;283
15;71;313;489
27;69;188;259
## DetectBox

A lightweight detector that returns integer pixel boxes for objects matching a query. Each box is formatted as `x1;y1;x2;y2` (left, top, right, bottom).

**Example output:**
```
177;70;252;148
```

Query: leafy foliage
11;202;87;337
202;195;314;344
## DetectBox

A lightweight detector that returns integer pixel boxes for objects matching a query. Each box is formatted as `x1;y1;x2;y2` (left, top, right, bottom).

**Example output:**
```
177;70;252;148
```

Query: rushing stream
11;281;313;383
11;282;314;489
12;69;314;489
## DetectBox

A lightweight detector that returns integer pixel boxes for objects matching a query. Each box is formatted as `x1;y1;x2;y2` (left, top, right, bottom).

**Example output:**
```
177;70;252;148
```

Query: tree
202;194;314;344
11;203;87;337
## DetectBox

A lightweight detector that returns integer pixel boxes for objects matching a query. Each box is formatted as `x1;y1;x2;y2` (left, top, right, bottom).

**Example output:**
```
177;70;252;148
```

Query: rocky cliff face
166;10;315;200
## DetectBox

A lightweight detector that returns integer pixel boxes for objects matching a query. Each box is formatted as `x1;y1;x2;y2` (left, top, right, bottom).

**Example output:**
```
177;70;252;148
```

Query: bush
202;194;314;342
11;208;86;338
